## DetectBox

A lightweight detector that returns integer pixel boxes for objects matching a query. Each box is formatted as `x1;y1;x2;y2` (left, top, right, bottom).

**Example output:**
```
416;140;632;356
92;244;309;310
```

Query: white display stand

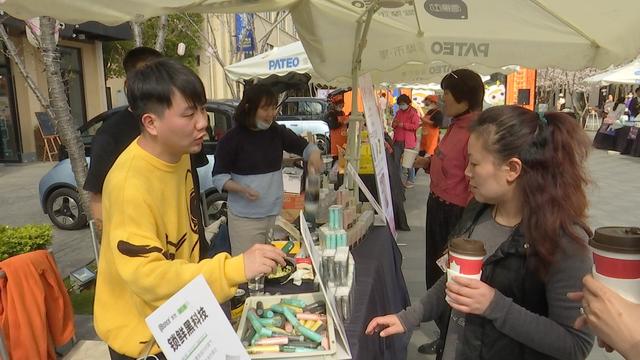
300;212;353;360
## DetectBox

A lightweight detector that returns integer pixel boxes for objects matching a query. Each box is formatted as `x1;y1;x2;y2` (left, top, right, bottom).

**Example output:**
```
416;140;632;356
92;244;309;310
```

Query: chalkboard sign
517;89;531;106
35;112;56;136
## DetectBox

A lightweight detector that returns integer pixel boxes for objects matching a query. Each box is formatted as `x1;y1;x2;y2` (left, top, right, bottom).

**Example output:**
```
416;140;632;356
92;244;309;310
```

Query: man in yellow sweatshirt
94;58;286;360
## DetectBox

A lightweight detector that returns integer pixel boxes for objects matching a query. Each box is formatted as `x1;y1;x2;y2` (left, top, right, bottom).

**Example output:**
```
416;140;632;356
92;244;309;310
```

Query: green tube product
257;318;277;327
247;310;264;333
287;335;305;342
281;346;317;353
281;298;306;308
303;301;326;311
250;332;262;346
267;326;290;335
281;240;295;255
287;341;320;348
241;326;256;347
256;301;264;317
296;325;323;342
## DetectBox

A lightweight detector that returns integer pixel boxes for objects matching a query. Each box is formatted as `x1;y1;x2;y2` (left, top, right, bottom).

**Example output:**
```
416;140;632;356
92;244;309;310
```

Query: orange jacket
330;115;349;157
0;250;75;360
420;110;441;155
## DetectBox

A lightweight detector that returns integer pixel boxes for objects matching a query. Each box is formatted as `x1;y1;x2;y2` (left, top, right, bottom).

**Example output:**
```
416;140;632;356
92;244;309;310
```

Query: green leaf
0;224;53;261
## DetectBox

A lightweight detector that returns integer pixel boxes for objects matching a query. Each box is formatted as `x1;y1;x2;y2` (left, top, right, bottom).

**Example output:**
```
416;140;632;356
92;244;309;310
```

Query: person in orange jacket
419;95;443;157
326;95;349;161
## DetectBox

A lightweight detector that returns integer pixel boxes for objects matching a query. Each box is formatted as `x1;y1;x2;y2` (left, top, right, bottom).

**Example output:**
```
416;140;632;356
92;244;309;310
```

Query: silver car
38;101;234;230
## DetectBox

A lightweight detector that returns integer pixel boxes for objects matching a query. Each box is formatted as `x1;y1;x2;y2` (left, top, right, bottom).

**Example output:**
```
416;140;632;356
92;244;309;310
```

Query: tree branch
130;21;143;47
155;15;168;52
258;11;289;53
182;13;238;98
0;23;54;120
40;16;92;221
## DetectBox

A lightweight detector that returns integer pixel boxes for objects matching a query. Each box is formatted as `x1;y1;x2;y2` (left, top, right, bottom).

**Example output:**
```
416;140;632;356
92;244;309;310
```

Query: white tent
584;59;640;85
225;41;515;87
224;41;322;82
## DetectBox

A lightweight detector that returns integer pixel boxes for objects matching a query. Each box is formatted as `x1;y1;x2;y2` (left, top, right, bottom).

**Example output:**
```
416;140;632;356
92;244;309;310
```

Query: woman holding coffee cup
367;106;595;360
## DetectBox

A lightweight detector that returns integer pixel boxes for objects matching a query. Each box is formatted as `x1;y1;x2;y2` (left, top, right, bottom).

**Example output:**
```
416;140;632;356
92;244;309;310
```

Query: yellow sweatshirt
94;139;246;357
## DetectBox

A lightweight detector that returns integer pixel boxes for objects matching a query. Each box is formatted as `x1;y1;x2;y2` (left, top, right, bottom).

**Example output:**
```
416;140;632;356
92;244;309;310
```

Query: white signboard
359;73;397;238
146;275;249;360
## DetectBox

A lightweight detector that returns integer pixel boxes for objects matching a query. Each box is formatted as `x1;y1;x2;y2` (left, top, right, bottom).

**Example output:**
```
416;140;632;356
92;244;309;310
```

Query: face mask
255;120;271;130
399;104;409;110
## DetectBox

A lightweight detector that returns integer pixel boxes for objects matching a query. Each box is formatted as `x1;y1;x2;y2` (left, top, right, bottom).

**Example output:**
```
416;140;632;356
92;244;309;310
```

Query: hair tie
538;112;548;127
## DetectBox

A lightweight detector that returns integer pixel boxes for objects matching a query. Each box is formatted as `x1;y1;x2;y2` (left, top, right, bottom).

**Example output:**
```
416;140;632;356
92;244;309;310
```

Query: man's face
154;91;208;156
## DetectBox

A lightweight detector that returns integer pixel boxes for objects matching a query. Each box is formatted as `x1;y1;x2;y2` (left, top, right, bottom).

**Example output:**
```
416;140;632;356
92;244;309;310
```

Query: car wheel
205;192;228;225
46;188;88;230
316;135;330;155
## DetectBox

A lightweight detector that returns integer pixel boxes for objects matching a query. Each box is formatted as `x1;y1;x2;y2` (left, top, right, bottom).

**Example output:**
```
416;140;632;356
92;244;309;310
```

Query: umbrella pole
345;4;378;197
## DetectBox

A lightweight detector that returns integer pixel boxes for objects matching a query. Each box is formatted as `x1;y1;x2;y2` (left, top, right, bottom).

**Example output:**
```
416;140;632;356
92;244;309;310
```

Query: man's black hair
126;58;206;126
123;47;163;76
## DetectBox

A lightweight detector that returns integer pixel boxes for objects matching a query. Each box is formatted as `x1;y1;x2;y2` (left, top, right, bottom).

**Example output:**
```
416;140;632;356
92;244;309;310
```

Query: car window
207;110;232;141
281;101;298;116
281;101;323;117
300;102;323;115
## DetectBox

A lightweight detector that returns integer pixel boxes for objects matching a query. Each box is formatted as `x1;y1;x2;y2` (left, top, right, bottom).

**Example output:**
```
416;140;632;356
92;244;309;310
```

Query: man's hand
243;186;260;201
242;244;286;280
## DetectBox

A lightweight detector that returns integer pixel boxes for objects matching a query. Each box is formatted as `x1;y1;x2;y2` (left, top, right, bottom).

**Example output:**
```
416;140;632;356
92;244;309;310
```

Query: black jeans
425;193;465;289
109;348;166;360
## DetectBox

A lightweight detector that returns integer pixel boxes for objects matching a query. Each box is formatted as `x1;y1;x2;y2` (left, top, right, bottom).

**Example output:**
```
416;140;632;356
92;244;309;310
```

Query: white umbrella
286;0;640;83
584;59;640;85
0;0;297;25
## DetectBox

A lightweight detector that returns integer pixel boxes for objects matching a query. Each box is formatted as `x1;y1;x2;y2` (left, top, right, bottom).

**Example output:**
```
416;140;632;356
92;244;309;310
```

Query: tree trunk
155;15;168;52
39;16;92;221
0;24;55;120
130;21;143;47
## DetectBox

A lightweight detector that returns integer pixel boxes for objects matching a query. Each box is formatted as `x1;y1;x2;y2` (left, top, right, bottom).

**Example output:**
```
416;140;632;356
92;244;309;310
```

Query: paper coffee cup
590;227;640;303
401;148;419;168
445;238;485;304
448;237;486;278
446;269;482;303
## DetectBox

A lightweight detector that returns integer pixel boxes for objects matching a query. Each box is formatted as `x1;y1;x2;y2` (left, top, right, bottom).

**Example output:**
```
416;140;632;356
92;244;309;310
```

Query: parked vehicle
39;100;236;230
276;97;331;154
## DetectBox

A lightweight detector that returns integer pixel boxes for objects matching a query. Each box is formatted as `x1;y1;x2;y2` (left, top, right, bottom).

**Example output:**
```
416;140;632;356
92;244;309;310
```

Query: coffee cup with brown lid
590;226;640;303
447;237;486;283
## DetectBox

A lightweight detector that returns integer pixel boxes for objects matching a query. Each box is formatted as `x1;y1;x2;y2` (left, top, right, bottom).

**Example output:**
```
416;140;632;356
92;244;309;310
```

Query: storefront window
59;46;87;128
0;58;20;162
